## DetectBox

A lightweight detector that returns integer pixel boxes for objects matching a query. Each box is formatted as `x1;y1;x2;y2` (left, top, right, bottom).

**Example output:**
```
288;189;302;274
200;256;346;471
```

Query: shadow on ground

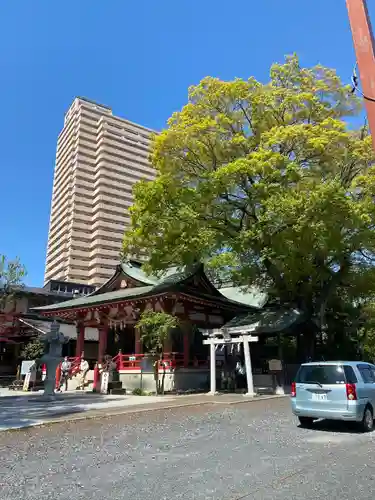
0;393;127;430
299;419;363;434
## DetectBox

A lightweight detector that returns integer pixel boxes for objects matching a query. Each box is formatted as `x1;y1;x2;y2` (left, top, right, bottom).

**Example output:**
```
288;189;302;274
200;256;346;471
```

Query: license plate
312;393;327;401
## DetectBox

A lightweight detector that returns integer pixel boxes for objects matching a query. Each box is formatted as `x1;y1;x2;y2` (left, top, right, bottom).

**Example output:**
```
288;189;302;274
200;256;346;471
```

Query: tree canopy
123;55;375;324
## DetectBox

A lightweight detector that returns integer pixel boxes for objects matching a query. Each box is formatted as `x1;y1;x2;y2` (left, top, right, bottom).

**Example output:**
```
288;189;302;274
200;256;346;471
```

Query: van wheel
298;417;314;428
360;406;374;433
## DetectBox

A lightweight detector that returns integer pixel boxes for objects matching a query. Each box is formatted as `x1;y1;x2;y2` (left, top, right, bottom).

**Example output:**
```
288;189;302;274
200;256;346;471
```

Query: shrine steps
110;381;126;395
66;370;95;392
65;371;126;394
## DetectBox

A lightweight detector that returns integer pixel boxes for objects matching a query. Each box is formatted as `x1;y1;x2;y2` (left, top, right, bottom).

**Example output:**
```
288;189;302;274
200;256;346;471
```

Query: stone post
39;321;69;400
275;334;285;395
243;336;255;397
209;343;216;394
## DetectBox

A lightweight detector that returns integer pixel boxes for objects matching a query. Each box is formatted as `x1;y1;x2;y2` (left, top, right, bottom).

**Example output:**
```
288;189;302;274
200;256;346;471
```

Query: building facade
44;97;156;288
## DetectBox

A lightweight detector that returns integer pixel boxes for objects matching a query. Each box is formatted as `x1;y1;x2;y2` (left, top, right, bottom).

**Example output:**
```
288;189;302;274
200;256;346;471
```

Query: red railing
54;356;82;390
53;357;81;378
112;352;208;371
68;356;82;377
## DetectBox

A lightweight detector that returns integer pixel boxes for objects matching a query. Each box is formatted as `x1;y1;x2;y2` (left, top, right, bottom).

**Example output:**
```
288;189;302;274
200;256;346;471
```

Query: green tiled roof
225;308;303;333
120;262;160;285
121;261;202;287
32;260;270;314
32;286;154;311
122;261;268;308
219;286;267;309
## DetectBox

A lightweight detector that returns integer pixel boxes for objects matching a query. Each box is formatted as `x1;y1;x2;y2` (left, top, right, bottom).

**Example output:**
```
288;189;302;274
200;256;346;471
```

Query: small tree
136;310;179;394
0;255;27;311
21;338;45;361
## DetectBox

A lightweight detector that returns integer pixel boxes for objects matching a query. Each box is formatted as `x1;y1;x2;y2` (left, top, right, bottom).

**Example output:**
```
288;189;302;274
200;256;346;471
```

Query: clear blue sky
0;0;369;286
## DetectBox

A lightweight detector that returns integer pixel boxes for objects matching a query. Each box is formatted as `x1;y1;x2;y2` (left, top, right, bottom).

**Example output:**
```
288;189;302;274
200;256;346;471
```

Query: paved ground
0;392;176;431
0;391;283;430
1;397;375;500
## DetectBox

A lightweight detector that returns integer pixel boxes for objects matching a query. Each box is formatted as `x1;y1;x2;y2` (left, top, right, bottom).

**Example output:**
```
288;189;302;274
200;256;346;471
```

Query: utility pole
346;0;375;149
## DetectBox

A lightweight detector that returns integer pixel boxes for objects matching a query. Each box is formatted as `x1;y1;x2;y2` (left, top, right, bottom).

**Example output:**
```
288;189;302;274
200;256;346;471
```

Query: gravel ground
1;397;375;500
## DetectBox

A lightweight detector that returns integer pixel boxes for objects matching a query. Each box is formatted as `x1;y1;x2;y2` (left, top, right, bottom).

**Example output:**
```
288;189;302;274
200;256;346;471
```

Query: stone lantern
40;321;69;400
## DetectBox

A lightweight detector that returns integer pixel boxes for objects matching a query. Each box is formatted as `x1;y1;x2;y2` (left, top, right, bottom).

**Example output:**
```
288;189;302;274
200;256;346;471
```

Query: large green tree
123;55;375;326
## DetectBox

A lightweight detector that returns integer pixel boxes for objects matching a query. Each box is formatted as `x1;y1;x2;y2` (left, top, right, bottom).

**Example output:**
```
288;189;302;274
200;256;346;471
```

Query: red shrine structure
33;260;264;391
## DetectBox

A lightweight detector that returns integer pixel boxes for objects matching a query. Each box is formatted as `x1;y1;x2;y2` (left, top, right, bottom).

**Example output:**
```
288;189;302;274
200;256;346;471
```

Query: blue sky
0;0;370;286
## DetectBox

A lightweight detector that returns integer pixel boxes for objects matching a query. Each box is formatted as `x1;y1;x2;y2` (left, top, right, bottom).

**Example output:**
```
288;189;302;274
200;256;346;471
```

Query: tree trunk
160;350;165;395
153;357;159;395
301;323;316;362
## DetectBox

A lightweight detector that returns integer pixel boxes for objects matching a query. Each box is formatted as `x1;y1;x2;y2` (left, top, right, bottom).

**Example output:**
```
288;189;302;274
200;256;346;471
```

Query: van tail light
291;382;296;397
346;383;357;401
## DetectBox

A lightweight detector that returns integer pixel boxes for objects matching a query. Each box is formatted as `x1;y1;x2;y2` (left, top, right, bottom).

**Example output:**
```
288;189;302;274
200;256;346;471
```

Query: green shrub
21;338;45;360
132;387;146;396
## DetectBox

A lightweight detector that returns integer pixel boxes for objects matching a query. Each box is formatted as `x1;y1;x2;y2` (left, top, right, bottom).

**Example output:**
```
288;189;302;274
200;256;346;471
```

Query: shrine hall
32;260;267;391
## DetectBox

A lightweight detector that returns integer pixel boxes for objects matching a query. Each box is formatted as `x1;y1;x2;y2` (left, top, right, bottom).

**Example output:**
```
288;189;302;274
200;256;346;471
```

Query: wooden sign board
23;373;31;391
23;372;36;391
21;360;35;376
268;359;282;372
140;358;153;372
100;372;109;394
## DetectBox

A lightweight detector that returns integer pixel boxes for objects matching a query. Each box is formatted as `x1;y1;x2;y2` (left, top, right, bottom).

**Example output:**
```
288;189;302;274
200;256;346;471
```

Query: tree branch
237;102;254;134
315;257;351;314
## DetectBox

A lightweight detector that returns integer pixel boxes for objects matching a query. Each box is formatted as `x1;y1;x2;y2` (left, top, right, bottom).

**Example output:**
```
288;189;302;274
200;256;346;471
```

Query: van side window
357;364;375;384
343;365;358;384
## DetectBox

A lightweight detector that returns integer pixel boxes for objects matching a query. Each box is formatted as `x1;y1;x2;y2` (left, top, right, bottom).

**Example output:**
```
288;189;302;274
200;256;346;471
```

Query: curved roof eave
224;307;304;333
217;286;268;310
89;264;124;296
31;285;155;313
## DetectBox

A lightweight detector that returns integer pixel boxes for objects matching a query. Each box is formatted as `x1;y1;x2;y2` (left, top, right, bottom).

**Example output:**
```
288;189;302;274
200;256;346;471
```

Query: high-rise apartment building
44;97;155;288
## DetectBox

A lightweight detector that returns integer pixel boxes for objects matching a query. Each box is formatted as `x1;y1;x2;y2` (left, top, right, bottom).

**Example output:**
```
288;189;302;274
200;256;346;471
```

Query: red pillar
98;323;108;363
135;327;142;354
93;363;100;393
55;362;61;390
347;0;375;150
183;331;190;368
76;323;85;358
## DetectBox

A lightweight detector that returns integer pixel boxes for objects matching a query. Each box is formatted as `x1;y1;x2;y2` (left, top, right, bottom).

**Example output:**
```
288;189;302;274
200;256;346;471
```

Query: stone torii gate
202;326;259;396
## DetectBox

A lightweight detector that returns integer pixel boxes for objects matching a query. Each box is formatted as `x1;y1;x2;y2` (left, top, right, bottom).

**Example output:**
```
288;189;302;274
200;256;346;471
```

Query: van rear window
296;365;357;384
